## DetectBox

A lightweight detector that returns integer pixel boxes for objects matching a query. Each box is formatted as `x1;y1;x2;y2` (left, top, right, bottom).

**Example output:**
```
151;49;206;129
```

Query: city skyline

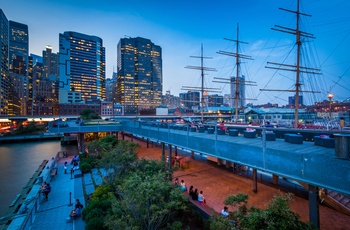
1;0;349;106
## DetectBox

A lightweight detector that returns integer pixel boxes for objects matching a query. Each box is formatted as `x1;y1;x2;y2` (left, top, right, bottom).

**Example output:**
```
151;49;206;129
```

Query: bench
285;134;303;144
198;127;206;133
190;127;197;132
265;132;276;141
228;129;238;136
207;128;214;134
50;168;58;180
217;129;226;135
183;192;214;220
314;136;335;148
243;131;256;138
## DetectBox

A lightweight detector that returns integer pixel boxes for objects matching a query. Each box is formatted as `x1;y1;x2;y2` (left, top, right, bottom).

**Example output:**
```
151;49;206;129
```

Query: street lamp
328;93;333;120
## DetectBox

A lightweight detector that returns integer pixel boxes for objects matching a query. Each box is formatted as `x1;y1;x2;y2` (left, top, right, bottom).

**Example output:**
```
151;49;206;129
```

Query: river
0;140;78;216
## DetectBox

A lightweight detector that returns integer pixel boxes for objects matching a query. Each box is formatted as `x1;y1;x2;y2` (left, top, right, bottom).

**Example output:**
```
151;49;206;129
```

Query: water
0;140;78;216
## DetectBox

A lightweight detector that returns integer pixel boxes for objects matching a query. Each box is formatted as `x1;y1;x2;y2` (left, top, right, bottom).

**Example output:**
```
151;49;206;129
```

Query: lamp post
328;93;333;120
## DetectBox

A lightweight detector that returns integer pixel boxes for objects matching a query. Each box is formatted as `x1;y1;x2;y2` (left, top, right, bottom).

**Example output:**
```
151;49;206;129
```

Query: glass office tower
59;31;105;103
0;10;9;115
9;21;28;75
116;37;162;115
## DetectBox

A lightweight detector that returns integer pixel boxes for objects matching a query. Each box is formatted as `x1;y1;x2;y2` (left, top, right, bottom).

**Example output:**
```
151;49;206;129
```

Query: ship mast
215;23;256;123
260;0;321;128
182;44;219;122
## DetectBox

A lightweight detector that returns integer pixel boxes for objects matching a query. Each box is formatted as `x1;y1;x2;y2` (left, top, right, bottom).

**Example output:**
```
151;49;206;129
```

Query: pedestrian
174;178;179;186
192;188;198;201
180;180;187;191
70;199;84;218
221;206;229;217
42;183;51;201
189;185;194;196
70;166;74;178
198;190;206;205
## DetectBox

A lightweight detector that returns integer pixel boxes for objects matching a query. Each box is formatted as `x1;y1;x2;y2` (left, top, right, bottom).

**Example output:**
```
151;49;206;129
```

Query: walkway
28;135;350;230
30;156;85;230
130;136;350;230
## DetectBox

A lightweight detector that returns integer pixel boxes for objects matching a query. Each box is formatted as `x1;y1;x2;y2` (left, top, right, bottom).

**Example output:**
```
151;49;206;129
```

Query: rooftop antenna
215;23;256;123
182;44;219;122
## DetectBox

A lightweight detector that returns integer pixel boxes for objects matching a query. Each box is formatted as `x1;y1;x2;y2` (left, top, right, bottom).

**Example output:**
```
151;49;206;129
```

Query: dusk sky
2;0;349;106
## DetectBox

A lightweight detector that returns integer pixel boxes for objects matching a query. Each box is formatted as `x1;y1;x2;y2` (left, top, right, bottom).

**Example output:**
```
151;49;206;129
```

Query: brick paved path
130;136;350;230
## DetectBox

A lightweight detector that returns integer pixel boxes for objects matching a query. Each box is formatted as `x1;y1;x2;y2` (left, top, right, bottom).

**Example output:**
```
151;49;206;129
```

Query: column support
168;144;172;180
161;142;165;162
252;168;258;193
272;174;279;185
79;133;85;153
309;185;320;229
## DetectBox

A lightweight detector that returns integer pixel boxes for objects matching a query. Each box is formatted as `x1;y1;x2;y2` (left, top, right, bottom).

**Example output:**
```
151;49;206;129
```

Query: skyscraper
59;31;106;103
43;45;58;79
8;20;29;115
43;45;59;114
116;37;162;115
9;21;28;75
0;9;9;116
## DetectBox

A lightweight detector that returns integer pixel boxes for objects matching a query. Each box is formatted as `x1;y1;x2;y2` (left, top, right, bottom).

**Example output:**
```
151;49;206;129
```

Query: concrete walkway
30;156;85;230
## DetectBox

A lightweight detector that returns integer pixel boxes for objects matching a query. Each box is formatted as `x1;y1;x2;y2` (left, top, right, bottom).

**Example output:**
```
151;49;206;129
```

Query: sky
1;0;349;106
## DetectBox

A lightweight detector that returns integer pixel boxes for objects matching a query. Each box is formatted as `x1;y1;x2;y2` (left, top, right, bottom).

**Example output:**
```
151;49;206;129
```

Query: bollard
68;192;72;206
70;167;74;179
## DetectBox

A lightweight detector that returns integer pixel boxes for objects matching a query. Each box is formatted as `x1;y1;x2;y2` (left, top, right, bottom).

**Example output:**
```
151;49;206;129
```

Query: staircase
321;189;350;216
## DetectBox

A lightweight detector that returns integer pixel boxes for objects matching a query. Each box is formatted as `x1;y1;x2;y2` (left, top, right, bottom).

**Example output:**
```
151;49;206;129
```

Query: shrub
79;161;92;174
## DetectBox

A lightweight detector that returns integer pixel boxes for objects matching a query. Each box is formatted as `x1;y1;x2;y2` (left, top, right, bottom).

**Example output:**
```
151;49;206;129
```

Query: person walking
42;183;51;201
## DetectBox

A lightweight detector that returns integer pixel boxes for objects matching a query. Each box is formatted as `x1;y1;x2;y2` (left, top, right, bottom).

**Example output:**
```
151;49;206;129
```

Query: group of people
174;178;206;205
40;182;51;201
189;186;206;205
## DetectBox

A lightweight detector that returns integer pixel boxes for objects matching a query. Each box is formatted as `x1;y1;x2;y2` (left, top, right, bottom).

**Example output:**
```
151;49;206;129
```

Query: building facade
9;21;28;75
0;10;9;115
230;75;246;108
162;90;180;109
180;91;200;109
59;31;106;104
116;37;162;115
207;94;224;107
288;95;304;107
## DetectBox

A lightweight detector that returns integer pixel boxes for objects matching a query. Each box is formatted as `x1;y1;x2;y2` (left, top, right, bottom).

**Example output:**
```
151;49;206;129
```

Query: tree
80;108;101;120
215;192;315;230
86;135;119;156
98;140;139;185
108;160;186;230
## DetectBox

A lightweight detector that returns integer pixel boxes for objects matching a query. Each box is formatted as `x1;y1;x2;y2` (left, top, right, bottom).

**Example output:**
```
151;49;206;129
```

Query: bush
83;199;112;230
79;161;92;174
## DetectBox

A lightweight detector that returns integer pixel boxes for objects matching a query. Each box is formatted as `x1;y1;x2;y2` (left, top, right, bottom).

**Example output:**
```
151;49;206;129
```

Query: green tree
98;140;139;185
86;135;119;156
215;192;315;230
109;161;186;230
80;108;101;120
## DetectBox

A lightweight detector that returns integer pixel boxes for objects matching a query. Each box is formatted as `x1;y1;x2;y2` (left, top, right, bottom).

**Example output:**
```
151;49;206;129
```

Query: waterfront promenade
11;135;349;230
29;156;85;230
